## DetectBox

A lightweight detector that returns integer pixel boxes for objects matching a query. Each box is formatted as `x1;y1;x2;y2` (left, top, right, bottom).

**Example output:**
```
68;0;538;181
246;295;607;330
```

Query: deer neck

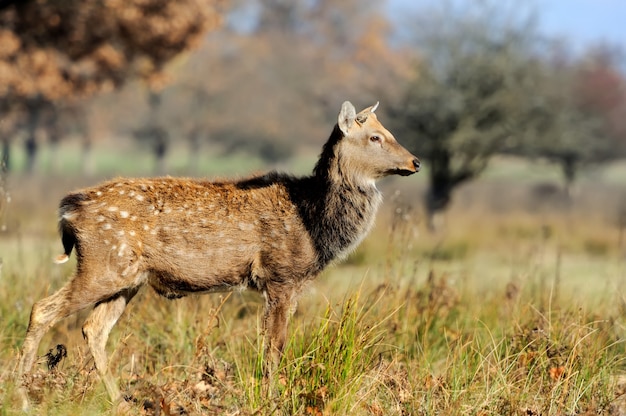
306;127;382;268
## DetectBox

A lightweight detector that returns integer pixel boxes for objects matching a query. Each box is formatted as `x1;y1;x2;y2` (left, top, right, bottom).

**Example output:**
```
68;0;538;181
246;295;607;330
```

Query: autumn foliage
0;0;223;104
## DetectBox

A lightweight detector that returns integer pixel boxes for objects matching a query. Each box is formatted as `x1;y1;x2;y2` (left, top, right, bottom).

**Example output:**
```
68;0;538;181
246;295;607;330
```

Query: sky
387;0;626;50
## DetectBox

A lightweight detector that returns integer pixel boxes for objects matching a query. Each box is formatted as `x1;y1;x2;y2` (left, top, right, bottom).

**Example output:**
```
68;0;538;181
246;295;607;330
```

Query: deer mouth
387;167;418;176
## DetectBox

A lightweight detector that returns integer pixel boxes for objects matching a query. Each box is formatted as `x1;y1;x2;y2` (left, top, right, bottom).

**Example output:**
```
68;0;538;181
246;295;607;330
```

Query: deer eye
369;135;381;143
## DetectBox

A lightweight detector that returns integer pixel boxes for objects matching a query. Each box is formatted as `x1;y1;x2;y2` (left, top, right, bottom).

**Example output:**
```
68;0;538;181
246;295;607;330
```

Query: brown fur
17;101;419;407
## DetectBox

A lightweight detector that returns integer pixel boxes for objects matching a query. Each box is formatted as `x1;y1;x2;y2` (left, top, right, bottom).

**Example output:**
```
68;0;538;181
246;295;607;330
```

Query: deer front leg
262;288;296;378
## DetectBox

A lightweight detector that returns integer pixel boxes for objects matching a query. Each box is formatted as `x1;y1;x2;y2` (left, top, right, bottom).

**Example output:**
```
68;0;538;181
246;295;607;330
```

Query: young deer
17;101;420;406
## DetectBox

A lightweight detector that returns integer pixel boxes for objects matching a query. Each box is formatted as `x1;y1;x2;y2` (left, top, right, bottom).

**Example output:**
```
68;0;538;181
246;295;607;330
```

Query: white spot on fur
118;243;127;257
96;215;105;222
96;191;102;196
119;190;125;195
143;224;150;231
129;230;136;236
136;194;145;202
61;211;77;220
238;222;253;231
102;223;112;230
107;206;118;212
120;211;129;218
104;239;110;245
117;230;125;236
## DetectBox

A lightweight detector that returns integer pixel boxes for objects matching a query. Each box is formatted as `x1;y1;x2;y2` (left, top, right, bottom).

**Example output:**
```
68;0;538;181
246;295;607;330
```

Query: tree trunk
154;151;167;176
24;103;41;175
188;130;201;174
1;139;10;173
81;136;95;176
425;148;454;232
48;127;62;174
24;134;38;175
425;147;477;232
153;129;168;176
560;155;577;200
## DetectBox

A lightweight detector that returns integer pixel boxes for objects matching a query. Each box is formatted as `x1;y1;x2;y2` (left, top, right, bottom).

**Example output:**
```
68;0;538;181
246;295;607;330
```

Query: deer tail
54;193;86;264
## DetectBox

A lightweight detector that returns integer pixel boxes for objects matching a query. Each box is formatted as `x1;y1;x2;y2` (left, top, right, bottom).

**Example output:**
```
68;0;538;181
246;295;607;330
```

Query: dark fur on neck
236;123;381;272
296;124;381;269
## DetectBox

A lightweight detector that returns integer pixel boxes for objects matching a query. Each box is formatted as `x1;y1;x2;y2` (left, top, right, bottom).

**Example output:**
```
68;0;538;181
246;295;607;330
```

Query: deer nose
413;158;421;172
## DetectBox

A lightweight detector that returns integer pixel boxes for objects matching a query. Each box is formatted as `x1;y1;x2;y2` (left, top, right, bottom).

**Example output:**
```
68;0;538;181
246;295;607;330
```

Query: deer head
336;101;420;183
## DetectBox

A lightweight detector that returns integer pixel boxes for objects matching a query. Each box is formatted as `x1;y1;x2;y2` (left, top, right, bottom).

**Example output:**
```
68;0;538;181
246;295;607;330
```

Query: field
0;151;626;415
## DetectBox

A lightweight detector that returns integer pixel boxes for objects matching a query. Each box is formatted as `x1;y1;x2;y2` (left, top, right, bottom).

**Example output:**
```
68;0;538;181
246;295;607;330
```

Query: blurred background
0;0;625;235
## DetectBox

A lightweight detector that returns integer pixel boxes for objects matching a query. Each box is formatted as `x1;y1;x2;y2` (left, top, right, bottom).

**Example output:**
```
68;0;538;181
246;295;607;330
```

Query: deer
16;101;420;408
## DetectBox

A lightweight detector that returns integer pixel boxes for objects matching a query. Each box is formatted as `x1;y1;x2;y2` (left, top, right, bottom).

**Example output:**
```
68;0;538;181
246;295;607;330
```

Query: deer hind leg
17;282;89;410
18;284;74;381
82;287;138;403
17;268;139;410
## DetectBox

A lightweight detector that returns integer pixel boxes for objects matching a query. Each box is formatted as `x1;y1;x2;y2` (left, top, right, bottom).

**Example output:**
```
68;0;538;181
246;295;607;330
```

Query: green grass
5;139;318;178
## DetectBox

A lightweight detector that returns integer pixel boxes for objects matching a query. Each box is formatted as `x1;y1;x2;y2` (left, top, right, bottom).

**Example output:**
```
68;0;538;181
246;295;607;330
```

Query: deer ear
338;101;356;135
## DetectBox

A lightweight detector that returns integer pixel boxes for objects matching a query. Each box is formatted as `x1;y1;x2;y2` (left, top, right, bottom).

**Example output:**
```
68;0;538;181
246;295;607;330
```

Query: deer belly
146;244;258;298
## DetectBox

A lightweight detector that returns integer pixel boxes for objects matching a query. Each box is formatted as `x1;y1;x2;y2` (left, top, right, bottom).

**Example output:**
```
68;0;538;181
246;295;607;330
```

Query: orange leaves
0;0;224;104
548;365;566;381
0;29;20;58
305;406;323;416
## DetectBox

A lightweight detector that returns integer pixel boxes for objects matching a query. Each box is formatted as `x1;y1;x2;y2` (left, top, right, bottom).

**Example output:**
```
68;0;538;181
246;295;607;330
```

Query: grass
0;168;625;414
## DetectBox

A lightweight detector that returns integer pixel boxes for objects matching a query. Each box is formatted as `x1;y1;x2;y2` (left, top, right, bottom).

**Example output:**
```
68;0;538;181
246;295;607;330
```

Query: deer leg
17;283;83;410
18;284;74;380
82;287;138;403
262;289;296;376
17;270;137;410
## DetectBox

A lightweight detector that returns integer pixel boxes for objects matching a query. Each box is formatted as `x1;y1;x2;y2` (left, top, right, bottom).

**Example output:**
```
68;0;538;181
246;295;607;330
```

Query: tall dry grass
0;174;625;414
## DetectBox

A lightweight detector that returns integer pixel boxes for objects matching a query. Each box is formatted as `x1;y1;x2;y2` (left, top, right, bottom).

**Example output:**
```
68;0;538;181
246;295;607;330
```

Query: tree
574;44;626;156
0;0;222;172
392;1;540;228
150;0;412;167
512;42;622;196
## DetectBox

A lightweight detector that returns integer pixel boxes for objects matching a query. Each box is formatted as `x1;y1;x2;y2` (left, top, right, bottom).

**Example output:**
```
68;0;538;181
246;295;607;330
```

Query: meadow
0;146;625;415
